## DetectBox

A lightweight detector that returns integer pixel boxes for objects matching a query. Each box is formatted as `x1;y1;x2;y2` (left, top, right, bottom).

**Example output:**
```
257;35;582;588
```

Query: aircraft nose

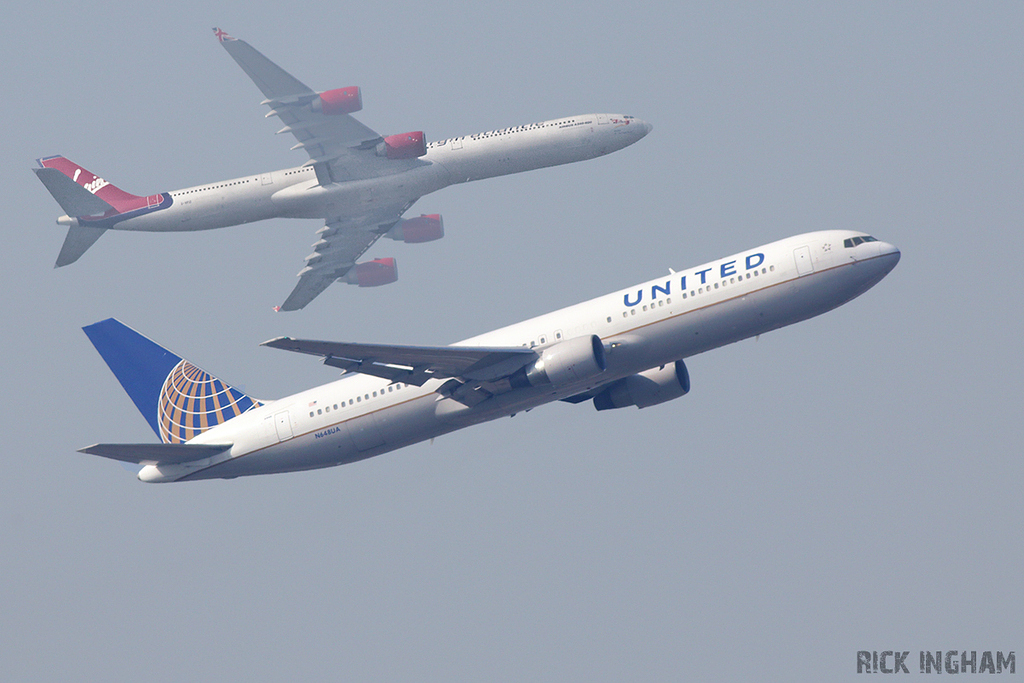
611;116;651;140
876;241;901;274
879;240;900;261
601;116;651;152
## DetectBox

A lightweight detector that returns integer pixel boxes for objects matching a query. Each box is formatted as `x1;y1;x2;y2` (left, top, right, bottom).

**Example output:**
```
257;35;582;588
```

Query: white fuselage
139;230;900;482
92;114;650;232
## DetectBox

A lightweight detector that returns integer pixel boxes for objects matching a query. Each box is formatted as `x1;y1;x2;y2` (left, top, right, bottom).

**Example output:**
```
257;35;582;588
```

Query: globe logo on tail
157;360;259;444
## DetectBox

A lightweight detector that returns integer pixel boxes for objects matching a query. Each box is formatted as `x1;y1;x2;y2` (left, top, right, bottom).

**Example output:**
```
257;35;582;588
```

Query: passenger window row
309;382;407;418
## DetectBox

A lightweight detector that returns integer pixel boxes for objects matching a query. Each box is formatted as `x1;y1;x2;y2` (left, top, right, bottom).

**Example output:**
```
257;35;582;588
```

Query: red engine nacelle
386;214;444;244
310;87;363;115
342;258;398;287
380;131;427;159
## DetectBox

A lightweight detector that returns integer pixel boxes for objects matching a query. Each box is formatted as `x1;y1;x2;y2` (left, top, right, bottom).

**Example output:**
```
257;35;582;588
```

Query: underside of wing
278;266;346;313
279;226;379;311
79;442;232;466
261;334;611;408
261;336;537;388
278;209;409;311
215;28;424;182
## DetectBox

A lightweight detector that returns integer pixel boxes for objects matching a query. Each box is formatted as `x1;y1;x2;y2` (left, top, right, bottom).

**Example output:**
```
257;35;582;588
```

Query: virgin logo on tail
70;167;109;193
83;177;110;194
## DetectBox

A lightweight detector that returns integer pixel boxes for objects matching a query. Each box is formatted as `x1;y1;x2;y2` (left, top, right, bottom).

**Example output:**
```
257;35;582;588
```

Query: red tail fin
36;156;150;214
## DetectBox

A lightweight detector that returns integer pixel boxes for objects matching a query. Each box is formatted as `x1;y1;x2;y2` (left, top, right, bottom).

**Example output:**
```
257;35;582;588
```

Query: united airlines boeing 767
80;230;899;482
33;28;650;310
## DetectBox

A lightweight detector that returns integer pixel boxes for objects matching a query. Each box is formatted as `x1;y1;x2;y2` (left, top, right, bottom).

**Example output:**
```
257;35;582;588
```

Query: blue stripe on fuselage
78;192;174;229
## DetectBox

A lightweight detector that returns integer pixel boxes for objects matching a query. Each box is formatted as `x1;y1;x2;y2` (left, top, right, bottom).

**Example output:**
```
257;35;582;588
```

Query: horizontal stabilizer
34;167;114;217
79;442;232;465
55;224;106;267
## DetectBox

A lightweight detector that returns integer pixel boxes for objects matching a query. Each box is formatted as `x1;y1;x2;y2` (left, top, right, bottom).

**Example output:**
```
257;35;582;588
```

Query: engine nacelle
510;335;607;389
385;214;444;243
341;257;398;287
593;360;690;411
379;131;427;159
311;87;363;115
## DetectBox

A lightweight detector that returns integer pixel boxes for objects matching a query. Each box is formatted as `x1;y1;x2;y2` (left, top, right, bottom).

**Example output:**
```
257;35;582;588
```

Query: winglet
212;27;236;43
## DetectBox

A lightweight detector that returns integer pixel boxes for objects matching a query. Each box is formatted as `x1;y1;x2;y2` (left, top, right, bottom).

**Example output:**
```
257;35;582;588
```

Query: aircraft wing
262;336;537;405
278;207;406;311
79;442;232;465
215;28;422;183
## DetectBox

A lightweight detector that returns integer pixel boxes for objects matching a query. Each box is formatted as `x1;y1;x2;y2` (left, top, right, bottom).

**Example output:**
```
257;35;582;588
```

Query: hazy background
3;2;1021;680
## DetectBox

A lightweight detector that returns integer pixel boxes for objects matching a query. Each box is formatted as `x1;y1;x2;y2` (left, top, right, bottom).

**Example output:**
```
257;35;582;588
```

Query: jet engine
341;257;398;287
385;214;444;243
379;132;427;159
593;360;690;411
510;335;607;389
310;87;363;115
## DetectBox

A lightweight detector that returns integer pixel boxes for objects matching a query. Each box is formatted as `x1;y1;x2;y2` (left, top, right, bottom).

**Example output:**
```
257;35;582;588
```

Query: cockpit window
844;235;879;248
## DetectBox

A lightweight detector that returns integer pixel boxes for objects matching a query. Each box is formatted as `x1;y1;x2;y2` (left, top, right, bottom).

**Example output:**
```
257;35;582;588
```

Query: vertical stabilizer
36;156;145;213
33;167;115;217
83;319;261;444
35;156;167;266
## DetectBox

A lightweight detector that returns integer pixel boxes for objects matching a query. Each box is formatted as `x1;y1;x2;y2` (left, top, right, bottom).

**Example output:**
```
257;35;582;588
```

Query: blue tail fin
83;319;260;444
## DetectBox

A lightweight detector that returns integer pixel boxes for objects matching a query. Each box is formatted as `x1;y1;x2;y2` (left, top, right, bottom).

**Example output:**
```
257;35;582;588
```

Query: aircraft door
597;114;610;125
261;172;274;185
274;410;294;440
794;246;814;276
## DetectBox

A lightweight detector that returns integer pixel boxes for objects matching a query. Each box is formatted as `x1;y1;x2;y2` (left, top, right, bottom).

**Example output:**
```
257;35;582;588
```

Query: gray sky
3;2;1021;681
